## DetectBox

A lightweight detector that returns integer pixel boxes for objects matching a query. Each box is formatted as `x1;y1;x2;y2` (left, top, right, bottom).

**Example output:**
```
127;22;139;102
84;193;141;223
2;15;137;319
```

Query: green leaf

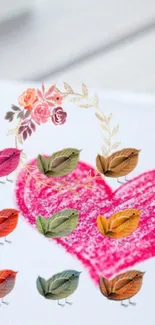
47;148;81;177
47;270;81;297
36;216;47;235
36;276;47;297
45;209;79;238
37;155;49;174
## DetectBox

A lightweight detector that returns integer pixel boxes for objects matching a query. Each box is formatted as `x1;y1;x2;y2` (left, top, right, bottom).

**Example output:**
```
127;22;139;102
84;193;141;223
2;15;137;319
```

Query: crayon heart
15;159;155;285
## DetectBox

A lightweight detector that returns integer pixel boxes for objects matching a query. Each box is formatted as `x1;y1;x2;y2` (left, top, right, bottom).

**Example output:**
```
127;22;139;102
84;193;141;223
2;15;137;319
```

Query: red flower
51;107;67;125
31;101;50;124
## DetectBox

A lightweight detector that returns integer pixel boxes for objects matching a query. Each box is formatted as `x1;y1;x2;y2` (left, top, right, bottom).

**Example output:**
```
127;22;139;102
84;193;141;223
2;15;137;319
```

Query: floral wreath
5;82;120;192
5;82;120;152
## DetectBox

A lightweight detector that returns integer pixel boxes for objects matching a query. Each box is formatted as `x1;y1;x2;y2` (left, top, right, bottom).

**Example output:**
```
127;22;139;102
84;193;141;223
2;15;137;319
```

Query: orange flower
18;88;38;110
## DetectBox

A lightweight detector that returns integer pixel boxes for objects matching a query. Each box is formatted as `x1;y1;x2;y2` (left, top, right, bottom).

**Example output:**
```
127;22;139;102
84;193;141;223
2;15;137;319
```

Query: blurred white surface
45;30;155;93
0;0;34;22
0;0;155;83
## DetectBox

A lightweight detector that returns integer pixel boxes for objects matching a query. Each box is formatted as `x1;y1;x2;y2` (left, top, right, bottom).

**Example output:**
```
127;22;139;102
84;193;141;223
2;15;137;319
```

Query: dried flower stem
24;164;101;194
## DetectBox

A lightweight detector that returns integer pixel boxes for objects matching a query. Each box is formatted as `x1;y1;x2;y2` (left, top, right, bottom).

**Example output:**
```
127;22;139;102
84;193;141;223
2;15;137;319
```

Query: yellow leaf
69;97;81;102
63;82;74;93
18;135;23;145
111;125;119;137
111;142;121;150
108;113;112;122
7;129;16;135
102;136;110;146
101;146;109;157
79;104;94;108
93;95;99;106
101;124;108;132
95;112;104;122
82;83;88;97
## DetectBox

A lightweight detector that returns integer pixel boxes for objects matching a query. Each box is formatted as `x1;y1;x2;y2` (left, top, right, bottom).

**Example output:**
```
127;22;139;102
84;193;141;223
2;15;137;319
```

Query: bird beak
79;149;83;152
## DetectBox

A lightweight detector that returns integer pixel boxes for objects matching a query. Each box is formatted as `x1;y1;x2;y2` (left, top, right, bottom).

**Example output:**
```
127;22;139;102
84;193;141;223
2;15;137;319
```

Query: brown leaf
99;276;111;297
96;154;108;174
82;83;88;97
5;111;15;121
24;110;31;118
109;270;145;300
104;148;141;178
17;111;24;119
63;82;74;93
108;209;141;238
11;105;21;112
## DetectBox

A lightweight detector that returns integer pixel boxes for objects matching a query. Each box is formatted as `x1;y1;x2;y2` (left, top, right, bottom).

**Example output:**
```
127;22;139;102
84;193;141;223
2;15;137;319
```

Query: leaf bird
37;148;82;177
0;270;18;305
97;209;141;239
96;148;141;183
36;209;79;238
36;270;81;306
0;148;22;183
99;270;145;307
0;209;19;244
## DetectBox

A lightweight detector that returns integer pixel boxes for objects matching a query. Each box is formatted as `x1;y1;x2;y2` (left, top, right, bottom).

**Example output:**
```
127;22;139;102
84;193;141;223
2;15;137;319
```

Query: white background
0;81;155;324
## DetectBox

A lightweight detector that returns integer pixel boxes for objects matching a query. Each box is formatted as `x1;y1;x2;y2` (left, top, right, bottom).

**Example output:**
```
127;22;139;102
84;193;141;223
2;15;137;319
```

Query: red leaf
46;101;55;106
42;83;45;95
27;126;32;136
45;85;55;97
21;119;30;125
18;126;25;134
45;96;54;100
37;89;43;100
30;121;36;131
23;130;27;141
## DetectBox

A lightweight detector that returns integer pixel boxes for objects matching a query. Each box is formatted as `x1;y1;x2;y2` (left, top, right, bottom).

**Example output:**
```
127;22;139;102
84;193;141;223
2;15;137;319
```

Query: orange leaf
108;209;141;238
97;215;108;235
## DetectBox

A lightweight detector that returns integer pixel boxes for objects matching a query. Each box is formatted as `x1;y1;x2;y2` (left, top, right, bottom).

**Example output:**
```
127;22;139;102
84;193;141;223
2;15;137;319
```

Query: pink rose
51;107;67;125
31;101;50;124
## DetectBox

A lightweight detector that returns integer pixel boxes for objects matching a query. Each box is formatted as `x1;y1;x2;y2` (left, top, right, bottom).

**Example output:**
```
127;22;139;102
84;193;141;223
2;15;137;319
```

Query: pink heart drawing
15;159;155;285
